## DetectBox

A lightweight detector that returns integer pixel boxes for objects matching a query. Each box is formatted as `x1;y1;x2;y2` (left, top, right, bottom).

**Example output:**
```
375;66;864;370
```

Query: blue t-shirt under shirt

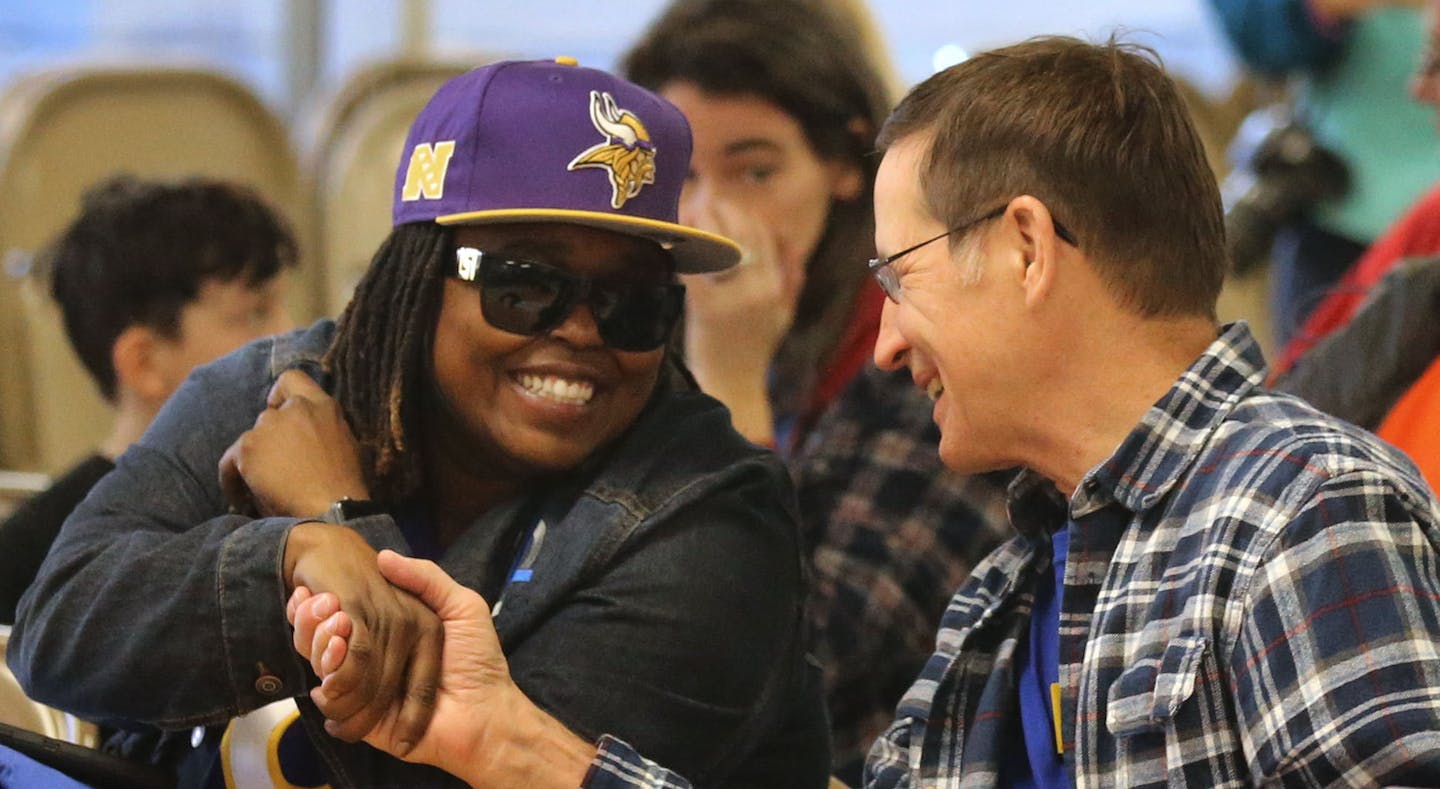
1010;525;1070;788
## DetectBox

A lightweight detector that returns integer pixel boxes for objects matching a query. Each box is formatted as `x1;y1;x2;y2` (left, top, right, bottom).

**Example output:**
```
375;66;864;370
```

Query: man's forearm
457;692;595;788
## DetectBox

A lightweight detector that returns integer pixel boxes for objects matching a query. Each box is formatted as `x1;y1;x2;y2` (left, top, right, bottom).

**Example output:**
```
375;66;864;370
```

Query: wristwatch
319;496;386;524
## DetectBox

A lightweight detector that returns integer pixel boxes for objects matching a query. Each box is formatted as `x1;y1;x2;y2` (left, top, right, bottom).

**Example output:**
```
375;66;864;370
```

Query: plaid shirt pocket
1105;635;1209;737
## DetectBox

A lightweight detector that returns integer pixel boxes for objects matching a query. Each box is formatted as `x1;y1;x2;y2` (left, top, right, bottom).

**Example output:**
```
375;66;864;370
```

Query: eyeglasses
453;247;684;351
867;205;1079;303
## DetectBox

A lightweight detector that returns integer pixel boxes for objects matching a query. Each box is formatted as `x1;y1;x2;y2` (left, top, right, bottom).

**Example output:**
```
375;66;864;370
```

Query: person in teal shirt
1211;0;1440;345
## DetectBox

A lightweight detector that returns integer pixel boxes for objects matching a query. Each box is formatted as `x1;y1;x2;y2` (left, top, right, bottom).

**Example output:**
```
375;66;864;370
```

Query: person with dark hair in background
291;36;1440;788
621;1;1010;780
9;60;828;788
623;0;883;452
0;175;296;625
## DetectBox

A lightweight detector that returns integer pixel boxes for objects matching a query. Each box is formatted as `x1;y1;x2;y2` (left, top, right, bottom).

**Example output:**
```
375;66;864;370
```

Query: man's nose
872;298;909;371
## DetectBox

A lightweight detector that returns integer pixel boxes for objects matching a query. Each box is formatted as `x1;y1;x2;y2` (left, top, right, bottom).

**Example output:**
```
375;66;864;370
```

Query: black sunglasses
453;247;684;352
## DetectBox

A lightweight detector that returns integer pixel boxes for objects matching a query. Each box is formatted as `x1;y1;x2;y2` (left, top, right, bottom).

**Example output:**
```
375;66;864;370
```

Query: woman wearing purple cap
9;59;827;788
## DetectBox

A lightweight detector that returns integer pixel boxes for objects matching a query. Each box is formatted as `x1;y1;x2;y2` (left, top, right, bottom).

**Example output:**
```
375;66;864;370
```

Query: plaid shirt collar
1086;321;1264;514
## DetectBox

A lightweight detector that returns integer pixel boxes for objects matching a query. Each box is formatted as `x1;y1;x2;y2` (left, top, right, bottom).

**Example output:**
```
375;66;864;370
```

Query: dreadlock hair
323;221;451;501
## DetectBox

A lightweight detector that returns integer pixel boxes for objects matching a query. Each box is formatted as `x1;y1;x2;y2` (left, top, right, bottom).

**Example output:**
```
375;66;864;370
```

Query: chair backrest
0;64;315;472
0;470;48;520
301;57;484;314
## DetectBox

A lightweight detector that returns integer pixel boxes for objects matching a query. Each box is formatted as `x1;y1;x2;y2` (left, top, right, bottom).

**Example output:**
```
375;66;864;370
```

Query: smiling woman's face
428;222;671;479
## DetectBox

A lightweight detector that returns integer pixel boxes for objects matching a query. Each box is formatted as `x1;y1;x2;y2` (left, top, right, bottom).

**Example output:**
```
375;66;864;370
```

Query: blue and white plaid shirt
585;322;1440;788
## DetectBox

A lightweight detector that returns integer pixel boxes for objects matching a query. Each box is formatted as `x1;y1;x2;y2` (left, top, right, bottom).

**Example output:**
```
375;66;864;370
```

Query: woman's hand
679;197;800;443
218;369;370;519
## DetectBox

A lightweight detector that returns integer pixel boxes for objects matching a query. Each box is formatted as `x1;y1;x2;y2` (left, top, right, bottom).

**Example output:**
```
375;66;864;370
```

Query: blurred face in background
662;81;863;306
150;271;294;400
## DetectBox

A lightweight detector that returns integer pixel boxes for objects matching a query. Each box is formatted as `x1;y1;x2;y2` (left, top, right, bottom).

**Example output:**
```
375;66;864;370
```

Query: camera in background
1221;107;1350;276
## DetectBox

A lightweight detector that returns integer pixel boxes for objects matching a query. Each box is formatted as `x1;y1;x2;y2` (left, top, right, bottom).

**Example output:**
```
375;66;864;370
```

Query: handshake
285;550;598;788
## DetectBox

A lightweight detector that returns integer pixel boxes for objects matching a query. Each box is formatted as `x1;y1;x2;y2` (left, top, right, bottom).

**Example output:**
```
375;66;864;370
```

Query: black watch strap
319;497;386;524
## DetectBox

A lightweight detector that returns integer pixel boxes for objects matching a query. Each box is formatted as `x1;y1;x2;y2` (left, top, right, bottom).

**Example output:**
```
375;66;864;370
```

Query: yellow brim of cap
435;207;741;273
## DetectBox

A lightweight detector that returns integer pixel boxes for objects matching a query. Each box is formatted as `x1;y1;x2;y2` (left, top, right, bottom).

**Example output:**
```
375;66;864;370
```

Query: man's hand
219;369;369;519
288;551;595;787
283;526;444;751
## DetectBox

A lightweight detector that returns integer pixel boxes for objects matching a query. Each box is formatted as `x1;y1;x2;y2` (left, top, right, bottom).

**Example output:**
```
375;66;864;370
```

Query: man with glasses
289;35;1440;788
10;59;829;788
846;33;1434;788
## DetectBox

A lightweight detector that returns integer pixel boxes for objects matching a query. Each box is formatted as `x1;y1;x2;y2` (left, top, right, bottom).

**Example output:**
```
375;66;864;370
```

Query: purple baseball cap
392;57;740;273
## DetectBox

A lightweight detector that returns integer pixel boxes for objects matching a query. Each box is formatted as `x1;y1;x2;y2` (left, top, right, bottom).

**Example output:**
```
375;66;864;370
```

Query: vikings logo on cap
567;91;657;210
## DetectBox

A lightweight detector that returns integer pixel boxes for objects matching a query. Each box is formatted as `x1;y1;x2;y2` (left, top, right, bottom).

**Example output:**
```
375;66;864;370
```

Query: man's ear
1008;195;1061;309
111;324;170;406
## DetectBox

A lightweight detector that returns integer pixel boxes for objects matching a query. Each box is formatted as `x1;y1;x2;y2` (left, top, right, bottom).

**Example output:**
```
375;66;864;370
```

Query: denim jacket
10;320;828;788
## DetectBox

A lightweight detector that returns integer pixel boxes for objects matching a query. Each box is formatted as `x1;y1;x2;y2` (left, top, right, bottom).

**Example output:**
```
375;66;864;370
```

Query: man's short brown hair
878;36;1226;318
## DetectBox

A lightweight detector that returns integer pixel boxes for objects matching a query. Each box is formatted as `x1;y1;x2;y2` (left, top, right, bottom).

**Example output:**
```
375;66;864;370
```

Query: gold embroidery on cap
401;140;456;201
567;91;656;209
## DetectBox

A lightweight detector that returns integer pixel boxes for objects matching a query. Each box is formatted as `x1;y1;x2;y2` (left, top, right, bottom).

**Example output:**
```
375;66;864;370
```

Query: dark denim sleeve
504;465;821;788
7;341;408;729
0;454;112;625
1208;0;1347;75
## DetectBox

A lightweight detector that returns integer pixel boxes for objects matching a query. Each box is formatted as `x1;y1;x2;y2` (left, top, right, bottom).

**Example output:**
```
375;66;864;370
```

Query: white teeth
517;373;595;405
926;379;944;401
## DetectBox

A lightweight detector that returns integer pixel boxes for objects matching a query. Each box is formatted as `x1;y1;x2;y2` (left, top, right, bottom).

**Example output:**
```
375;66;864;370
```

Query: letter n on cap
401;141;456;201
